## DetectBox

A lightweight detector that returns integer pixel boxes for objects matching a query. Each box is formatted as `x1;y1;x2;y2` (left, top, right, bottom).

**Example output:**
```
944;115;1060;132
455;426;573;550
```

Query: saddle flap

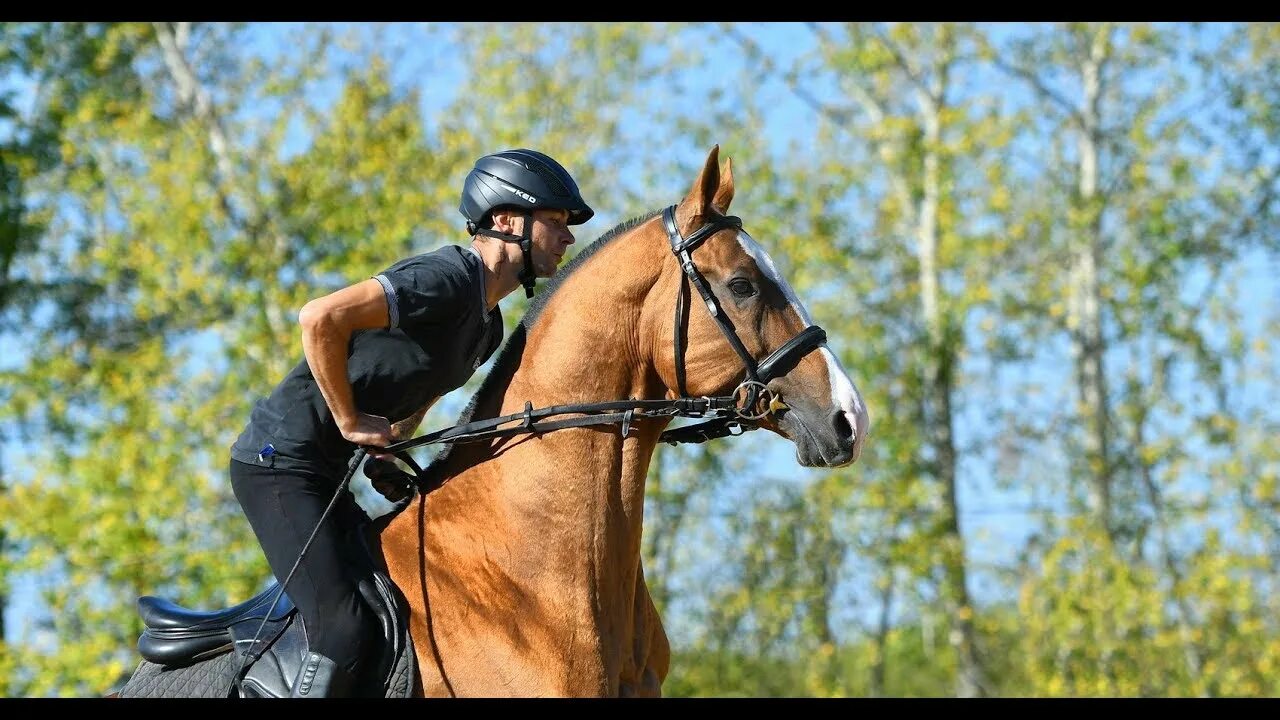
138;628;235;667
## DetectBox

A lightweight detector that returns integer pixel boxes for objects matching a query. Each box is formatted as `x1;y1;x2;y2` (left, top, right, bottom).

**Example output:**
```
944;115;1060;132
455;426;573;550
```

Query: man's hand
341;412;395;459
363;457;415;504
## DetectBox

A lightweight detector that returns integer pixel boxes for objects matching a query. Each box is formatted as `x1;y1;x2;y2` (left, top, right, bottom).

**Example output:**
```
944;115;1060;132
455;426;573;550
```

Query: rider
228;149;594;697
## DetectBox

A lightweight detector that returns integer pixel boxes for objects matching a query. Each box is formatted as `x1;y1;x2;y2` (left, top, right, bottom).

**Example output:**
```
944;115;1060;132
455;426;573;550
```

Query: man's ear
490;209;520;234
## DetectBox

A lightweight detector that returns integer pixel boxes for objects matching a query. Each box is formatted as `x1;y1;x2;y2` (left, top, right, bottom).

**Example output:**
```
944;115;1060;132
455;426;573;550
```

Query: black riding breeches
229;458;379;678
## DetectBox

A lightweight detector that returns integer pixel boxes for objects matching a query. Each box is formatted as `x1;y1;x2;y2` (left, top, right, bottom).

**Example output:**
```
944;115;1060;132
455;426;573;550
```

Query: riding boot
290;651;358;698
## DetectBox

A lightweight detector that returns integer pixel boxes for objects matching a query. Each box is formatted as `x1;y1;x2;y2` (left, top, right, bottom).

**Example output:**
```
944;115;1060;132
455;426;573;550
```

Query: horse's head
650;146;869;467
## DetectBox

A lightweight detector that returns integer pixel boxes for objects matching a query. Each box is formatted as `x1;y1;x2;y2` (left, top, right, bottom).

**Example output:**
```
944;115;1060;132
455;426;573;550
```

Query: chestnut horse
116;145;868;698
384;145;868;696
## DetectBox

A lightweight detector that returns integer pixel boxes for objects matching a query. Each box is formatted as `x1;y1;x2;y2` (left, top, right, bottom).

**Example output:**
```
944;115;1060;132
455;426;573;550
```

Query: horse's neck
434;229;671;569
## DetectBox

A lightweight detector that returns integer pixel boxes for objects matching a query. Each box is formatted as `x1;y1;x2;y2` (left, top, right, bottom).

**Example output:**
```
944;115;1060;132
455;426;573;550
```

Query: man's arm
298;277;394;453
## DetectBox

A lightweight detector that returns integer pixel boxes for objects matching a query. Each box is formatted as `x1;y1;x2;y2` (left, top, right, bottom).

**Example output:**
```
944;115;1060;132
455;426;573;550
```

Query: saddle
119;501;416;698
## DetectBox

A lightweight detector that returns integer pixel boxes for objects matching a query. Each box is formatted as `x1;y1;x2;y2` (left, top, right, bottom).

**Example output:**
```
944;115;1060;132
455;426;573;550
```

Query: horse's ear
676;145;721;233
712;156;734;213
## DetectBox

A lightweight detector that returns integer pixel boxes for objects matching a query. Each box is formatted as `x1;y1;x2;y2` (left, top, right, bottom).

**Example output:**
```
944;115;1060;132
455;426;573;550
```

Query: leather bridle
662;205;827;423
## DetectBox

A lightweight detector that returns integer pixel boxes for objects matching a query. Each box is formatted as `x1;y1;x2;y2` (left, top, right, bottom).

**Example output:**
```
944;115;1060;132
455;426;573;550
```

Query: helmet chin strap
517;219;536;299
470;211;537;298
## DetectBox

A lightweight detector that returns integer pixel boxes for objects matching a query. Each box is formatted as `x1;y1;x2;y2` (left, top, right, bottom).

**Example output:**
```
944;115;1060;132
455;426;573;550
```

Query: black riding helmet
459;149;594;297
459;149;594;230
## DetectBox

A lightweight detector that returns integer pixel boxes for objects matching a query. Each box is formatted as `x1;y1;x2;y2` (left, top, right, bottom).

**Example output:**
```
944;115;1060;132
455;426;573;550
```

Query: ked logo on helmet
499;183;537;204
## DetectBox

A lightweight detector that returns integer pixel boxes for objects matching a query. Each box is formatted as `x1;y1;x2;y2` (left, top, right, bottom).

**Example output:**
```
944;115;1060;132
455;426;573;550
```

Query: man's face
523;209;576;277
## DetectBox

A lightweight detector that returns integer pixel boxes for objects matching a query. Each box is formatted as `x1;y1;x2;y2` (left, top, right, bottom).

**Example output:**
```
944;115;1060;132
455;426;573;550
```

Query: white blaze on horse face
737;231;871;458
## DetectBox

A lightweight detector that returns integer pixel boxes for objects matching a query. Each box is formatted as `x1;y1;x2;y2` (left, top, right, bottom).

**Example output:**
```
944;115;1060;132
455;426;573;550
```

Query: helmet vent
530;162;570;198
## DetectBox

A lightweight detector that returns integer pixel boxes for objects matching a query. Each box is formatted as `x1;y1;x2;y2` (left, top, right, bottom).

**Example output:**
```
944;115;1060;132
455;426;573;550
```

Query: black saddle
132;569;412;698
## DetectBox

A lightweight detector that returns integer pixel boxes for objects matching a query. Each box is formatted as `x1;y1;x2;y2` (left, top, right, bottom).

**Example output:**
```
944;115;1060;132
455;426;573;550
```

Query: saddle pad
118;629;416;698
119;652;239;698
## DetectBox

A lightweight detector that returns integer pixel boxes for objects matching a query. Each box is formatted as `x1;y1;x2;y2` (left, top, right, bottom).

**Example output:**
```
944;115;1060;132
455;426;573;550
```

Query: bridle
378;205;830;491
663;205;827;424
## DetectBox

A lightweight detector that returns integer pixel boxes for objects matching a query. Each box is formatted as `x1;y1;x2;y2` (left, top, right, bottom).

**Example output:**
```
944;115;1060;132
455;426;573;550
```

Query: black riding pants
229;458;379;678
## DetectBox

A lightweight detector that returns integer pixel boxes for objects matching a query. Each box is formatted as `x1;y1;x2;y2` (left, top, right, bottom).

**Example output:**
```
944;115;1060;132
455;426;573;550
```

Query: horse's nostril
831;410;853;442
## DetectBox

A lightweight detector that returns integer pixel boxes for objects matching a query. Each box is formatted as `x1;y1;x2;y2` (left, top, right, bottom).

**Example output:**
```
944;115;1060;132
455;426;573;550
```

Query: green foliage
2;22;1278;699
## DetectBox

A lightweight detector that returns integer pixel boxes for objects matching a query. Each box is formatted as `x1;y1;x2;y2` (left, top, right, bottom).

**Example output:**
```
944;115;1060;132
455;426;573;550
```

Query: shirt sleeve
373;253;468;329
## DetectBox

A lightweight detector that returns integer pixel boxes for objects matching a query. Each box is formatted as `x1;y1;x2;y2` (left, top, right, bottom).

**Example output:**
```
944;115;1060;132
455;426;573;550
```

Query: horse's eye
728;278;756;299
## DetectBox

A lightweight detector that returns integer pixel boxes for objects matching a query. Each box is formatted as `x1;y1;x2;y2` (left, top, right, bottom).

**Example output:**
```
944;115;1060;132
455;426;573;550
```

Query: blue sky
3;22;1276;655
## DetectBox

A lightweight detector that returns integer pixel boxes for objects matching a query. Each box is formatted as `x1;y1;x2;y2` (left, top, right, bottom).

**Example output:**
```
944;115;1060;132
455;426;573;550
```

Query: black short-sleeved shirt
230;245;503;476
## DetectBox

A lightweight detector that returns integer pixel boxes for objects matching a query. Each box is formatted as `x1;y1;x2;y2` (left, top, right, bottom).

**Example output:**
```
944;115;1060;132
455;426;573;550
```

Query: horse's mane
422;208;663;480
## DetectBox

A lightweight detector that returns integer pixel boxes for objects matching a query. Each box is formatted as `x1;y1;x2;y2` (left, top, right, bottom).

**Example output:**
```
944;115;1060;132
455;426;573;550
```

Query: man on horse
226;149;595;697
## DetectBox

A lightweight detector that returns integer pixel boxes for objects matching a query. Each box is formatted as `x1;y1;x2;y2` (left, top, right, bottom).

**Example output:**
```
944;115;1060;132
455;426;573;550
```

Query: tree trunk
917;80;986;698
1070;27;1115;538
869;554;895;697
